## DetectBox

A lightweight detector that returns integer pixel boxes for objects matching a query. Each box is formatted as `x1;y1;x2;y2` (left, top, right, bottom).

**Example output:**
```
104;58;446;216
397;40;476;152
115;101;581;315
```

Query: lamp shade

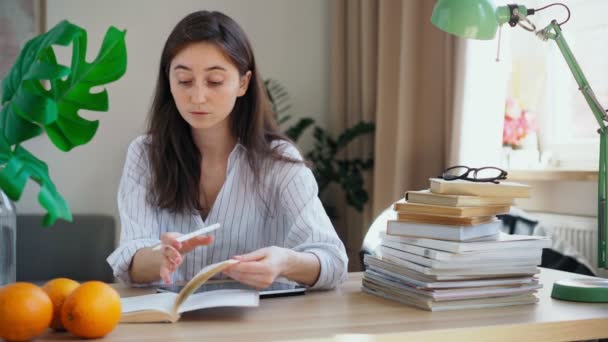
431;0;499;40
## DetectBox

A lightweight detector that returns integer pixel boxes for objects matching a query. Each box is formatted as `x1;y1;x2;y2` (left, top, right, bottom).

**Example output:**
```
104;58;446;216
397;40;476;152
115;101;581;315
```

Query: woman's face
169;42;251;131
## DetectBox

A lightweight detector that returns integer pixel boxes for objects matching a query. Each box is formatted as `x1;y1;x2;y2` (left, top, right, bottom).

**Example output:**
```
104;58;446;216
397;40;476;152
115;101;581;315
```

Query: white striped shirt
106;135;348;289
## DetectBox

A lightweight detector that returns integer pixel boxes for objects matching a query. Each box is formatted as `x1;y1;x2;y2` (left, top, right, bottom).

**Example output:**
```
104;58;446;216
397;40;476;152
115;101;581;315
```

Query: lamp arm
601;128;608;268
541;20;608;268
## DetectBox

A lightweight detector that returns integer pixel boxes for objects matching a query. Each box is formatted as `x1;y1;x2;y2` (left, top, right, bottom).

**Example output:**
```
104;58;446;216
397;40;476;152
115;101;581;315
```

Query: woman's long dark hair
146;10;297;214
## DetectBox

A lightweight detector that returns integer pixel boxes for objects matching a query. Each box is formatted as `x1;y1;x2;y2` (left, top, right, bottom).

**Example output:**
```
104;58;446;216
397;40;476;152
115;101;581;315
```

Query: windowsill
507;169;598;182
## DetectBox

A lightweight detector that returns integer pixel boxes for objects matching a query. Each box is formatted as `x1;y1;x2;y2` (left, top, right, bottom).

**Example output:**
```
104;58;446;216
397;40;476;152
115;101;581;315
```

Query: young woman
107;11;348;290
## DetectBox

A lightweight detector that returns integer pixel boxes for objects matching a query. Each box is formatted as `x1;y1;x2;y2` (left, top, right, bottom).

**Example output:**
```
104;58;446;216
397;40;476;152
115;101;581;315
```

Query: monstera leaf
0;20;127;226
0;136;70;226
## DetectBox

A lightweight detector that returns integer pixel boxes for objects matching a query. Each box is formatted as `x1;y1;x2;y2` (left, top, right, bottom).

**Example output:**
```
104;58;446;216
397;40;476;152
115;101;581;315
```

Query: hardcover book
393;201;510;218
429;178;531;198
406;189;515;207
396;212;494;226
386;219;501;241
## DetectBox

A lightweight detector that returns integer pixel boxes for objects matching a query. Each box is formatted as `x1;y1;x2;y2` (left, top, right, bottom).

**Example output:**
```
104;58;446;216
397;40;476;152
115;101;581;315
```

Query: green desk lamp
431;0;608;302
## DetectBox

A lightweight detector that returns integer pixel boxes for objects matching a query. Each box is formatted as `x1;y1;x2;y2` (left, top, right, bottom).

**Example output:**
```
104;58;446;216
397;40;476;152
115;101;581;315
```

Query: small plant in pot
264;79;375;219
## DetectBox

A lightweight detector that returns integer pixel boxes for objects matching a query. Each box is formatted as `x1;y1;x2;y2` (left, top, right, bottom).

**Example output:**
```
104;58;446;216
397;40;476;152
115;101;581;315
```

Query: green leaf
313;126;337;155
285;117;314;142
0;143;71;226
264;78;291;119
278;114;292;125
1;104;42;146
0;20;127;226
336;121;375;149
1;20;127;151
303;122;375;213
0;133;11;164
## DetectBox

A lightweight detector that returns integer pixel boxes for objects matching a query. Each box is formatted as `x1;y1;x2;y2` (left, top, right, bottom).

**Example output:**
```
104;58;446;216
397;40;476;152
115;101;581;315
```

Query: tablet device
157;281;306;299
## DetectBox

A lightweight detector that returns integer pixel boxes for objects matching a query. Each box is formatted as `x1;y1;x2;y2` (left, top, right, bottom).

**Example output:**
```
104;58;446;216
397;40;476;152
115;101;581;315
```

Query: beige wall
18;0;330;227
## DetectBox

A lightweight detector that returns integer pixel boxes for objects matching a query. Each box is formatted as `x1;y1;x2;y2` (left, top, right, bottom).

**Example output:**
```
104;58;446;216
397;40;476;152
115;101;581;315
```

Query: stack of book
362;178;552;311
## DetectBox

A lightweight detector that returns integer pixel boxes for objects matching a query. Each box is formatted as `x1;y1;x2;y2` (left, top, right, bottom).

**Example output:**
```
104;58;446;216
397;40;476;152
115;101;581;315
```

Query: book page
177;289;259;314
366;266;538;289
380;245;542;269
121;292;177;314
380;232;551;253
173;259;239;312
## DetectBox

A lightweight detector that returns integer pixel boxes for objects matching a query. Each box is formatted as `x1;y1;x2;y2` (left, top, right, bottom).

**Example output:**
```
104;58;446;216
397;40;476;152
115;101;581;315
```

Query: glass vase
0;191;16;286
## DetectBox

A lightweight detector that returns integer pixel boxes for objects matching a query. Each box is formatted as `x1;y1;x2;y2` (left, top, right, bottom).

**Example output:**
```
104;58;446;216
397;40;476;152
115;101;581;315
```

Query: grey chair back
16;214;115;283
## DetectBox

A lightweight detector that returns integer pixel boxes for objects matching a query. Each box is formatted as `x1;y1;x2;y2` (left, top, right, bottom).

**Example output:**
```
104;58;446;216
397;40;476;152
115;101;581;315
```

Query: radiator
531;212;608;278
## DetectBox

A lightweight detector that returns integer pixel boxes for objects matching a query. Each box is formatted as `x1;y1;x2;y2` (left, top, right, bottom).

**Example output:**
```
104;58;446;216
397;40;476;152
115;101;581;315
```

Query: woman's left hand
222;246;291;289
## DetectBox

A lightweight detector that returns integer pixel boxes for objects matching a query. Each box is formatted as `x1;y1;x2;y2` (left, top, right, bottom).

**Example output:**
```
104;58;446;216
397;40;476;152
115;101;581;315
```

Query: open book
120;260;259;323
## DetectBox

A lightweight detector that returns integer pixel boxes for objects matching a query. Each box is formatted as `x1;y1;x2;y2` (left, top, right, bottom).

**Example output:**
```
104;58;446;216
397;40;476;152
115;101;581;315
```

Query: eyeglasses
440;166;507;184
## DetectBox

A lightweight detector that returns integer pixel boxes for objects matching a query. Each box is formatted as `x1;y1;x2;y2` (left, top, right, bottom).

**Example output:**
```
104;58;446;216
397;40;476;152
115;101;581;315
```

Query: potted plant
0;20;127;284
264;79;375;219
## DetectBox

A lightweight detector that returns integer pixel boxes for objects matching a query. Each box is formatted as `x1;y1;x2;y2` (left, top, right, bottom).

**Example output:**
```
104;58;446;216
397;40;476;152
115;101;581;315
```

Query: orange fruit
0;282;53;341
42;278;80;330
61;281;121;338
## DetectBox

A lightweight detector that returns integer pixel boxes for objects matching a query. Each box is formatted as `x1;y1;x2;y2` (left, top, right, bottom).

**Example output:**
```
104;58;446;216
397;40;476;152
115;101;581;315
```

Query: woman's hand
158;232;214;284
222;246;291;289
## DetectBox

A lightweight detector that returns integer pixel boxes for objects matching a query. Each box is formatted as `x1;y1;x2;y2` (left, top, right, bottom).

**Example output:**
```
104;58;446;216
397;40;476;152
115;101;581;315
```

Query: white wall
453;29;597;219
18;0;330;228
451;38;510;167
515;181;597;217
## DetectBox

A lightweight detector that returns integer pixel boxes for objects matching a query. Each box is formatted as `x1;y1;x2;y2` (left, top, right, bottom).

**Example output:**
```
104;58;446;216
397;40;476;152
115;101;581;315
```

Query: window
504;0;608;170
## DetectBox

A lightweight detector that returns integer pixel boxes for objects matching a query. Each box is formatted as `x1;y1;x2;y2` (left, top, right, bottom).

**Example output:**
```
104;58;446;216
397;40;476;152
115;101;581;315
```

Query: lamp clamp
536;29;550;42
507;4;520;27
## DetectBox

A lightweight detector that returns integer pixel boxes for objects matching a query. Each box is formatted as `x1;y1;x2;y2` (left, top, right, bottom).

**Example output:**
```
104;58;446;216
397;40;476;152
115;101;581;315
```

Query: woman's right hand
158;232;214;284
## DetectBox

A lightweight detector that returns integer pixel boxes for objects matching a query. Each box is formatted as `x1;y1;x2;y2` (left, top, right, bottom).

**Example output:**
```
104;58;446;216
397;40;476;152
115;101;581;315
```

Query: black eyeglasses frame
440;165;508;184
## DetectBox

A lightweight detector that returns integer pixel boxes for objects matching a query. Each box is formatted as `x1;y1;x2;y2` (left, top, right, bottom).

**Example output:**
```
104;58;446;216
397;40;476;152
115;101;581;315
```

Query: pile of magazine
362;177;552;311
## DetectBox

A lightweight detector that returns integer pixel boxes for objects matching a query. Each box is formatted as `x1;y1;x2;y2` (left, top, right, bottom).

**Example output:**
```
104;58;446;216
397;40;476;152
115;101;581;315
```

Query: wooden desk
38;268;608;341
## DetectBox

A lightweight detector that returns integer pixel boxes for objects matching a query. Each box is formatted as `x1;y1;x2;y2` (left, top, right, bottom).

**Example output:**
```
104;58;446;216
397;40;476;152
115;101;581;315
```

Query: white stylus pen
152;223;221;251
